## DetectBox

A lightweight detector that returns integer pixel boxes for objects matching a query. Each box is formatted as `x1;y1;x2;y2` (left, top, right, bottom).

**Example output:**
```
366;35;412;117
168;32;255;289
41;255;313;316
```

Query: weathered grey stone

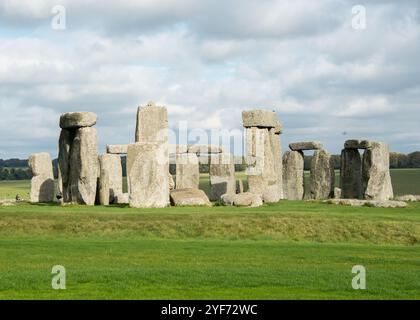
344;139;373;149
270;127;283;200
0;199;17;206
340;148;363;199
176;153;199;189
58;129;74;202
99;154;123;204
282;151;304;200
273;120;283;134
326;199;407;208
127;142;169;208
115;193;129;204
188;145;224;154
242;109;277;128
60;112;97;129
394;195;420;202
289;141;323;151
98;169;109;206
69;127;99;205
28;152;54;203
135;101;168;143
106;144;128;154
168;173;175;190
170;188;212;207
169;144;188;155
245;127;280;203
334;187;342;199
310;149;335;200
221;192;263;207
362;142;393;201
209;153;236;201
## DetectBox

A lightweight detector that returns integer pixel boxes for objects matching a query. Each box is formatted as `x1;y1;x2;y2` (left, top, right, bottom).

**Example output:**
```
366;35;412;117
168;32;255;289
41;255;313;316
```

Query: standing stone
362;142;394;201
98;169;110;206
58;129;74;202
69;127;99;205
282;151;304;200
340;149;362;199
135;101;168;143
209;153;236;201
99;154;123;204
127;142;169;208
176;153;199;189
243;110;282;203
310;149;335;200
270;127;284;200
236;179;244;194
168;173;175;190
28;152;54;203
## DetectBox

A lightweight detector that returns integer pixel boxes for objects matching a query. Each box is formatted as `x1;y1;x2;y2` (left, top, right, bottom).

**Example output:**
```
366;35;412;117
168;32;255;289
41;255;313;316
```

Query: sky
0;0;419;159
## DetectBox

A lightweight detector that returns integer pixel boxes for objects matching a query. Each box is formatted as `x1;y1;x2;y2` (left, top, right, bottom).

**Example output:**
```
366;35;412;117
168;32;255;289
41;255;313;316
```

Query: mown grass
0;170;419;299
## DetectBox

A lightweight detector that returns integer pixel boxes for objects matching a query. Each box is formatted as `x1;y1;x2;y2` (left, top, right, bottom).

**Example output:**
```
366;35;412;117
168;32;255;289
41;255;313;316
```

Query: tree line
1;152;420;180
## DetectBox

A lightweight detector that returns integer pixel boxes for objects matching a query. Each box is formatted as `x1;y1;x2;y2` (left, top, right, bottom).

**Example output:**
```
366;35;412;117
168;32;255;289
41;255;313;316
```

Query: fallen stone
0;199;17;206
289;141;323;151
242;109;278;128
209;153;236;201
310;149;334;200
176;153;200;189
394;195;420;202
326;199;407;208
340;148;363;199
106;144;128;154
282;151;304;200
170;188;212;207
127;142;169;208
135;101;168;143
221;192;263;207
362;141;394;201
60;112;97;129
28;152;55;203
69;127;99;205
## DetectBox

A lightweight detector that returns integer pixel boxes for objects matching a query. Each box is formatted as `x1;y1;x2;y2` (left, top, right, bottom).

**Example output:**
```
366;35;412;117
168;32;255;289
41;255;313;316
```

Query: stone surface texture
310;149;335;200
170;188;212;207
127;142;169;208
242;109;278;128
99;154;123;204
289;141;323;151
282;151;304;200
209;153;236;201
221;192;263;207
60;112;97;129
340;148;363;199
106;144;128;154
28;152;54;203
176;153;200;189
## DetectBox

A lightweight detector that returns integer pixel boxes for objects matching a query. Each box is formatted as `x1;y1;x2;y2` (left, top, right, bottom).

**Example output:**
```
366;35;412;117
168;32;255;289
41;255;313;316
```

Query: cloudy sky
0;0;419;158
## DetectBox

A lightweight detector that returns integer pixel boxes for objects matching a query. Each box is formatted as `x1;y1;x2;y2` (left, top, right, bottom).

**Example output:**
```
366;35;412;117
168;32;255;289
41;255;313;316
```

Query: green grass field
0;169;419;299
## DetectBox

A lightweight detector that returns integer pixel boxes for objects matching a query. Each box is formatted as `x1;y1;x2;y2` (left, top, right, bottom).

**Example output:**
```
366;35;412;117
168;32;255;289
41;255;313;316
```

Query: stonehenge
28;152;55;203
25;105;398;209
340;140;393;201
58;113;98;205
